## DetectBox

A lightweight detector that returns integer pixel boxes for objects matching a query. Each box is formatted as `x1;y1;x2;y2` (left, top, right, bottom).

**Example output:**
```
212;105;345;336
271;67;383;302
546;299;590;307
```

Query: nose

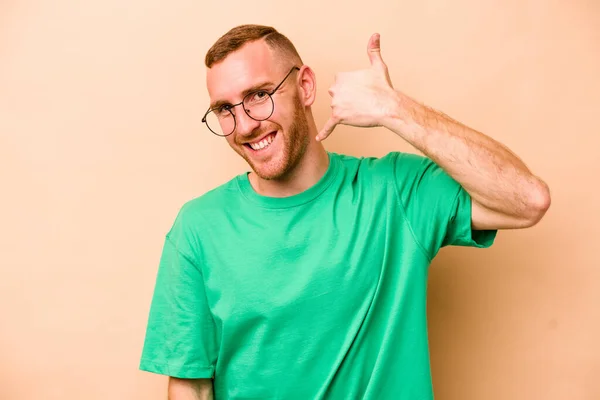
234;106;261;137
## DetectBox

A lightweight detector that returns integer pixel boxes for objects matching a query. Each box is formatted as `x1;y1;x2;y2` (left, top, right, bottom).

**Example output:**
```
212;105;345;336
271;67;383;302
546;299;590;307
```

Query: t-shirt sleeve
391;151;497;261
139;210;218;379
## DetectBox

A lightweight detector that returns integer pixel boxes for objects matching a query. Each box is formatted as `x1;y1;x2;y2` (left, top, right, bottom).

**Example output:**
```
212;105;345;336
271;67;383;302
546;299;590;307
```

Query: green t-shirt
140;151;497;399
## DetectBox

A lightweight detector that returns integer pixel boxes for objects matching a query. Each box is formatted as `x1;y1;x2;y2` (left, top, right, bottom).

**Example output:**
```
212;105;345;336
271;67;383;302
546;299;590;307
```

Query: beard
237;95;310;181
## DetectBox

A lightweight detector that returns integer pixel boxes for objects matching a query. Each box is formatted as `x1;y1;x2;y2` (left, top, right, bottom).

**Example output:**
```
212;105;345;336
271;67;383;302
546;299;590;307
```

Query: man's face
206;40;310;181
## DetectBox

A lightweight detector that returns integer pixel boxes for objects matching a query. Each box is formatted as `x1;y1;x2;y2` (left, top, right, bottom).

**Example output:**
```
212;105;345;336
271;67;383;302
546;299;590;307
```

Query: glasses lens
243;92;274;121
204;109;234;136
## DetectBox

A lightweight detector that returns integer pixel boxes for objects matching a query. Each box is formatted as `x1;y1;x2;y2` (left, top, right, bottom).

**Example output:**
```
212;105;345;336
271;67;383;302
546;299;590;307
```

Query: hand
316;33;399;141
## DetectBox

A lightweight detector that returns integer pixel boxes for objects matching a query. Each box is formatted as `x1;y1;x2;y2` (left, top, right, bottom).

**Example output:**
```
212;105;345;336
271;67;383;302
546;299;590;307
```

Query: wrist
382;91;428;146
384;90;419;121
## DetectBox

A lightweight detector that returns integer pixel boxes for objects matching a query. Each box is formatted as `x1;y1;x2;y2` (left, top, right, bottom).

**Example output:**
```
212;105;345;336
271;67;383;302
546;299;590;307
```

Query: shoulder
182;177;239;214
167;175;242;238
331;150;431;181
333;151;459;202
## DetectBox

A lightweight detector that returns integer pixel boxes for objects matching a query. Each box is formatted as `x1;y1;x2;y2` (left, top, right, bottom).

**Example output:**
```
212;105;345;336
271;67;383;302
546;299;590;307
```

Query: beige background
1;0;599;399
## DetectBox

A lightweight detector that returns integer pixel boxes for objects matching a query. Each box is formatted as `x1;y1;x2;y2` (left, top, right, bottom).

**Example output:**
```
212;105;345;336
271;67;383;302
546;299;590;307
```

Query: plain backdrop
1;1;599;399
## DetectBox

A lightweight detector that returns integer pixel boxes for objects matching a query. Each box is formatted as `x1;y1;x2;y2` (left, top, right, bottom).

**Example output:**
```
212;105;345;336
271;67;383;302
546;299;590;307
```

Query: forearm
384;91;550;223
168;378;214;400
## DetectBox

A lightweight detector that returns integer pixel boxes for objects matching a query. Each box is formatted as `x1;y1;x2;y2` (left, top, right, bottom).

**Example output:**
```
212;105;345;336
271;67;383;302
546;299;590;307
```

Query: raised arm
382;89;550;230
168;378;214;400
317;33;550;230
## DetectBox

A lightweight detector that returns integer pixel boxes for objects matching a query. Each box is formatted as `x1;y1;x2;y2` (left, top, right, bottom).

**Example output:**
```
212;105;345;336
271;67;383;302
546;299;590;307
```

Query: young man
139;25;550;399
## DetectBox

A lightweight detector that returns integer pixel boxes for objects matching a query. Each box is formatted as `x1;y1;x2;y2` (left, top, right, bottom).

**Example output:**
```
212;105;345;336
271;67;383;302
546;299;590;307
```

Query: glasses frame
202;66;301;137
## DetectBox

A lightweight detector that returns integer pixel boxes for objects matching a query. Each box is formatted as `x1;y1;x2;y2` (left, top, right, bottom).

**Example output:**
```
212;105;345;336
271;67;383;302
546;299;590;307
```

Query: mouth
244;131;277;152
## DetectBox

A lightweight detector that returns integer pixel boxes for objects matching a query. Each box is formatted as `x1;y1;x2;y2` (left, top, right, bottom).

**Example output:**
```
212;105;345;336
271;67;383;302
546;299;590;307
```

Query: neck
248;128;329;198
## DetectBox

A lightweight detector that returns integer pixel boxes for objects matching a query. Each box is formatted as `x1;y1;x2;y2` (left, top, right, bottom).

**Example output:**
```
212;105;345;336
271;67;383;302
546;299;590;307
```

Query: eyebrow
209;80;275;110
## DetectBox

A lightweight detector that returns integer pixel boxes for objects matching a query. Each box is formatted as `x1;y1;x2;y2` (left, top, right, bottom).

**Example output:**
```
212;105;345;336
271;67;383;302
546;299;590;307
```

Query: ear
297;65;317;107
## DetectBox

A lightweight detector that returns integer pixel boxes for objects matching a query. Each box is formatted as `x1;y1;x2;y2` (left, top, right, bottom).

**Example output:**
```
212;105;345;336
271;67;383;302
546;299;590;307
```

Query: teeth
250;134;274;150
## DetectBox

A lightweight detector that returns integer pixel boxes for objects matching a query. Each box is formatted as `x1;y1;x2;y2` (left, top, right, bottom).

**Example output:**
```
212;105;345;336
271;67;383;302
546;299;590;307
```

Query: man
139;24;550;399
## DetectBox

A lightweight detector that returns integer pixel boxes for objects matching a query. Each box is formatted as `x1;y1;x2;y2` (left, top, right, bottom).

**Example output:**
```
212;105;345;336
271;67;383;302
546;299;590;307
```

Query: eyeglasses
202;66;300;136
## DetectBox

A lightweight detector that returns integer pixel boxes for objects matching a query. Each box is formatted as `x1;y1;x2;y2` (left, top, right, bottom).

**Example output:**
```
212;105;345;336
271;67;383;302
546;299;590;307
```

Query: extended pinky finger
316;117;338;141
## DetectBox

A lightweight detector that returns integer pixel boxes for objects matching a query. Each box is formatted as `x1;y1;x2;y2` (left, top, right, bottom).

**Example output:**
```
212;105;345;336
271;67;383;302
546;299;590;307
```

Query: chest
200;196;390;326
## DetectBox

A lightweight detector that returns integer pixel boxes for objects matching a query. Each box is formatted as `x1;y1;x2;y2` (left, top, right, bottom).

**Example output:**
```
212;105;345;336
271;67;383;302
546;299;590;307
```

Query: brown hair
205;24;303;68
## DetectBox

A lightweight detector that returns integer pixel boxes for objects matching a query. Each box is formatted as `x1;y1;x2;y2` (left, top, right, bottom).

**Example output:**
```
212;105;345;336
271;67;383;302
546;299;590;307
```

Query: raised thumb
367;33;385;67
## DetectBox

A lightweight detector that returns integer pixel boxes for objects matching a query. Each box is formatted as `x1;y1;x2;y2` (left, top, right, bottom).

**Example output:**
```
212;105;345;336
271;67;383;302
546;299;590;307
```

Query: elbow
522;179;551;227
168;377;214;400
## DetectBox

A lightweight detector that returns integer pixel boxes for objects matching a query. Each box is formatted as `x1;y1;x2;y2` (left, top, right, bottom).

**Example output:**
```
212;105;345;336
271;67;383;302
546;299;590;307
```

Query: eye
216;104;232;115
246;91;270;105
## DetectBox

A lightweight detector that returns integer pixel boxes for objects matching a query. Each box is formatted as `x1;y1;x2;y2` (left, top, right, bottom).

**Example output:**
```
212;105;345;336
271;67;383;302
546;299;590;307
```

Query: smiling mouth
245;132;276;151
